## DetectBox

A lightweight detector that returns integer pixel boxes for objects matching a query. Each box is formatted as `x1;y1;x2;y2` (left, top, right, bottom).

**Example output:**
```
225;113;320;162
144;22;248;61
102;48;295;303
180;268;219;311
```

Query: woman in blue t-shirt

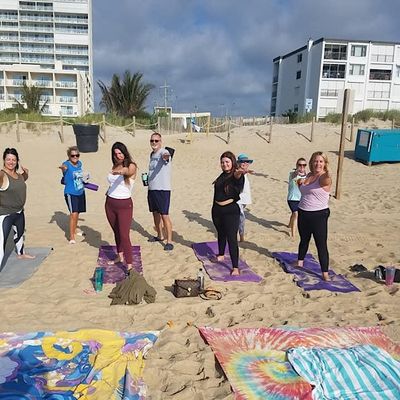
59;146;86;244
287;157;307;238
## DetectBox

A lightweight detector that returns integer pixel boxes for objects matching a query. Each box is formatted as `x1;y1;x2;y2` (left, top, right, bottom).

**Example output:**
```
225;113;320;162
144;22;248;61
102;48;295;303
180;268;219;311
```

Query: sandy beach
0;122;399;399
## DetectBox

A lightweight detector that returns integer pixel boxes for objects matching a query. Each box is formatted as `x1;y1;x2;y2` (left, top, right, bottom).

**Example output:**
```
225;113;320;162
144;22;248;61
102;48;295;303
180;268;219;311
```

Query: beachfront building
0;0;93;116
271;38;400;119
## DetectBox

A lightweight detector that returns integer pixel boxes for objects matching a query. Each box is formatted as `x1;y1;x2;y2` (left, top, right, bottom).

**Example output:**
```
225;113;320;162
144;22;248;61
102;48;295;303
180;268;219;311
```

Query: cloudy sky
93;0;400;116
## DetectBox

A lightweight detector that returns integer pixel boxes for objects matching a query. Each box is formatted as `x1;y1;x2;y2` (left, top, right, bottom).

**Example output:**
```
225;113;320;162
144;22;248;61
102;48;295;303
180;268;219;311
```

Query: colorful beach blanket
199;326;400;400
287;344;400;399
192;241;262;282
0;329;159;399
97;245;143;284
272;251;360;292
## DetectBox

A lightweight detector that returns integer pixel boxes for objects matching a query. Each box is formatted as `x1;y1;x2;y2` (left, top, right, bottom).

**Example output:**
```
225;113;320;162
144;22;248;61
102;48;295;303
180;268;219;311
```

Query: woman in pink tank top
295;152;332;281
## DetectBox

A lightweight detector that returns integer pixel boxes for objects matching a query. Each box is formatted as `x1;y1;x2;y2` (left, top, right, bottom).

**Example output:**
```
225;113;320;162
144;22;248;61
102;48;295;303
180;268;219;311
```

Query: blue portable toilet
355;129;400;165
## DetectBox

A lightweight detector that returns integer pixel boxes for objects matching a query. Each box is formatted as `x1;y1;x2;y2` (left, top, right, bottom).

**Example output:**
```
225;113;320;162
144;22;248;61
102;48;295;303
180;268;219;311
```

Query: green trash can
73;124;99;153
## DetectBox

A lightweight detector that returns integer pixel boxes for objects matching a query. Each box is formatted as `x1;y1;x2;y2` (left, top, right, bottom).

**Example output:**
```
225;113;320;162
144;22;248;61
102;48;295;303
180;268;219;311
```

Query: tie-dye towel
199;326;400;400
0;329;159;399
97;245;143;284
272;251;360;292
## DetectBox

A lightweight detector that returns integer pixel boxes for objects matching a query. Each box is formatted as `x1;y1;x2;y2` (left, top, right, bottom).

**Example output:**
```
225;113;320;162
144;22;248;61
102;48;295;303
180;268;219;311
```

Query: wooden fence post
227;118;231;144
335;89;350;200
269;116;273;142
350;116;355;142
392;118;395;129
310;116;315;142
59;113;64;143
16;113;20;142
102;114;107;143
188;116;193;144
157;116;161;134
206;115;210;137
132;116;135;137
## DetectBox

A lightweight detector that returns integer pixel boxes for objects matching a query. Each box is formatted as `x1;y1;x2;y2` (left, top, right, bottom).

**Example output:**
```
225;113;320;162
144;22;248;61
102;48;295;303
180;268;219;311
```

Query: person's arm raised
320;172;332;190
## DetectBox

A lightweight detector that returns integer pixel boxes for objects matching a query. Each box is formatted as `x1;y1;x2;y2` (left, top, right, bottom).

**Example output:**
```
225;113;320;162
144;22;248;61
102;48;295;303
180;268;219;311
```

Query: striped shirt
287;344;400;399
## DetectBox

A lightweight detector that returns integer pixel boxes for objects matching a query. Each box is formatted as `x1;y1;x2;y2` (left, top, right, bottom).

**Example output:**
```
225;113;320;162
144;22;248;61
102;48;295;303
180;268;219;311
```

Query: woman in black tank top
0;148;35;267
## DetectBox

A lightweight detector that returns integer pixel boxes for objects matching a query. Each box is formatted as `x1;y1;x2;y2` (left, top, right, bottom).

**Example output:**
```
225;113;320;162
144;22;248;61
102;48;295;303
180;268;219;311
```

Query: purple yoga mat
96;245;142;284
272;251;360;293
192;241;262;283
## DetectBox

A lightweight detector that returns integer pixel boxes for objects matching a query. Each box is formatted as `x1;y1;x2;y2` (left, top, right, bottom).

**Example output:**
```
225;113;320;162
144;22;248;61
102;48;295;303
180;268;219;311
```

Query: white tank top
106;173;134;199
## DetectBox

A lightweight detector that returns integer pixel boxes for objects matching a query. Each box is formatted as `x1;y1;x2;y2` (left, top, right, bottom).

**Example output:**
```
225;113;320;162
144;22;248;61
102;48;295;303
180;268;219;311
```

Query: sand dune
0;122;399;399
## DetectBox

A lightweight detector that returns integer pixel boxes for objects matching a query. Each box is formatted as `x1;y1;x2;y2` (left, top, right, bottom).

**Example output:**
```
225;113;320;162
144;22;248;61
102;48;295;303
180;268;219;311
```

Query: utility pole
159;80;170;112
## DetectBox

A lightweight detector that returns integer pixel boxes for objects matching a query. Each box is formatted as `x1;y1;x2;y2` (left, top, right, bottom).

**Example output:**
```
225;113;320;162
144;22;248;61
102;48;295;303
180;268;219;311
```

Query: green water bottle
94;267;104;292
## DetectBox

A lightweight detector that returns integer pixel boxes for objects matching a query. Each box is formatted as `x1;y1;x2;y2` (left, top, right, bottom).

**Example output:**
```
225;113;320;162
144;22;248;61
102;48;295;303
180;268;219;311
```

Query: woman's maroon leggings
105;196;133;264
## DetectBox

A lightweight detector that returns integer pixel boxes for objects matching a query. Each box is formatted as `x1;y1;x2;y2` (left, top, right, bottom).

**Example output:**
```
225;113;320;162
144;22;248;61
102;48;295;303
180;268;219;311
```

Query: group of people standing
59;132;174;273
0;138;331;282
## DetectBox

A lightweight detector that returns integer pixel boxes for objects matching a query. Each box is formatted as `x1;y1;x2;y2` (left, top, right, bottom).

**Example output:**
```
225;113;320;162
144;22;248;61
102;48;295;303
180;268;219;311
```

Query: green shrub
324;113;342;124
354;109;374;122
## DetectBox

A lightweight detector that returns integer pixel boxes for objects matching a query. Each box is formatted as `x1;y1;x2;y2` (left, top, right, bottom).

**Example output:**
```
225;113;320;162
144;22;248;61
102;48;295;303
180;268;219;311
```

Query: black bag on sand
173;279;200;298
374;266;400;283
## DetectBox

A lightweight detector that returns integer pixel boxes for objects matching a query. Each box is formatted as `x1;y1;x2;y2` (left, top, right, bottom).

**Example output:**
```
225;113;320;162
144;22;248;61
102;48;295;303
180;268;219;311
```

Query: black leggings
297;208;330;272
0;211;25;267
212;202;240;268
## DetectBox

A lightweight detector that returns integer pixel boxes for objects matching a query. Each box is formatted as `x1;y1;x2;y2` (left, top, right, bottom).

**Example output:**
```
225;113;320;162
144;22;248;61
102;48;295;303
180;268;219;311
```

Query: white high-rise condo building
271;38;400;119
0;0;93;116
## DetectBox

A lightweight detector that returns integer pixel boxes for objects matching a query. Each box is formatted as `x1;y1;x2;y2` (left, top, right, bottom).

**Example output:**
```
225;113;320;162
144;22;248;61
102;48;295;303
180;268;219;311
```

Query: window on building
297;53;302;63
294;104;299;112
324;44;347;60
320;89;339;97
322;64;346;79
294;86;300;96
396;66;400;78
296;70;301;79
367;90;390;99
371;54;394;63
369;69;392;80
349;64;365;76
351;45;367;57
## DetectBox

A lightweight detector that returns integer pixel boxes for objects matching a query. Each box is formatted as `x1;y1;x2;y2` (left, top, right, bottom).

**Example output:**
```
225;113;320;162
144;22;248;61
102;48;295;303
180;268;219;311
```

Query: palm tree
97;71;154;118
15;83;48;113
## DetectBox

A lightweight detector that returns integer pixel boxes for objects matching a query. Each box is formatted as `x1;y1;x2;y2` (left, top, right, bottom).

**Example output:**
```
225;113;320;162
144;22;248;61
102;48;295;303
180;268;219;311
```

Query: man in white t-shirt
147;132;174;251
237;153;253;242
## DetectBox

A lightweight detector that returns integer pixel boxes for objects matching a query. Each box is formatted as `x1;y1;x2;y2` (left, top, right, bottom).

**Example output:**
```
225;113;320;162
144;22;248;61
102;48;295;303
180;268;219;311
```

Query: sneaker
164;243;174;251
148;236;164;242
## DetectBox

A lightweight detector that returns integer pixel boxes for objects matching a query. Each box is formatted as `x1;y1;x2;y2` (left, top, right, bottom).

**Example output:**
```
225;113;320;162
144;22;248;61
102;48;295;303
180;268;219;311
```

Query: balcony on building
369;69;392;81
19;3;53;12
324;44;347;60
19;13;53;23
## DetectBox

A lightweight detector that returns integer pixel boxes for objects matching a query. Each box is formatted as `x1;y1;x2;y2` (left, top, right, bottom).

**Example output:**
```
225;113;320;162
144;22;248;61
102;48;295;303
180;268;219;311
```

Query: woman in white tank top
105;142;137;273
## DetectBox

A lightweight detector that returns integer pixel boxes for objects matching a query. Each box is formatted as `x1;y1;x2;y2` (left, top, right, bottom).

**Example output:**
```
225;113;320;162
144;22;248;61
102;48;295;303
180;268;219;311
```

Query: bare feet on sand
211;255;225;263
322;272;330;281
231;267;240;276
17;254;36;260
292;260;303;268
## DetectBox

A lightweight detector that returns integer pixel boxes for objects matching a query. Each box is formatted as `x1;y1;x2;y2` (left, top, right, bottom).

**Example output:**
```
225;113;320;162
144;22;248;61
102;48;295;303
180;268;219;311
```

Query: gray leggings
0;211;25;267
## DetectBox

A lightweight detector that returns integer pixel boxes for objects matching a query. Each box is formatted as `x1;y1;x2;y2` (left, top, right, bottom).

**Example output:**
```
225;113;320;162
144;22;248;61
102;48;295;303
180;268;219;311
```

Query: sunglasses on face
150;139;160;143
297;163;306;167
70;154;80;158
